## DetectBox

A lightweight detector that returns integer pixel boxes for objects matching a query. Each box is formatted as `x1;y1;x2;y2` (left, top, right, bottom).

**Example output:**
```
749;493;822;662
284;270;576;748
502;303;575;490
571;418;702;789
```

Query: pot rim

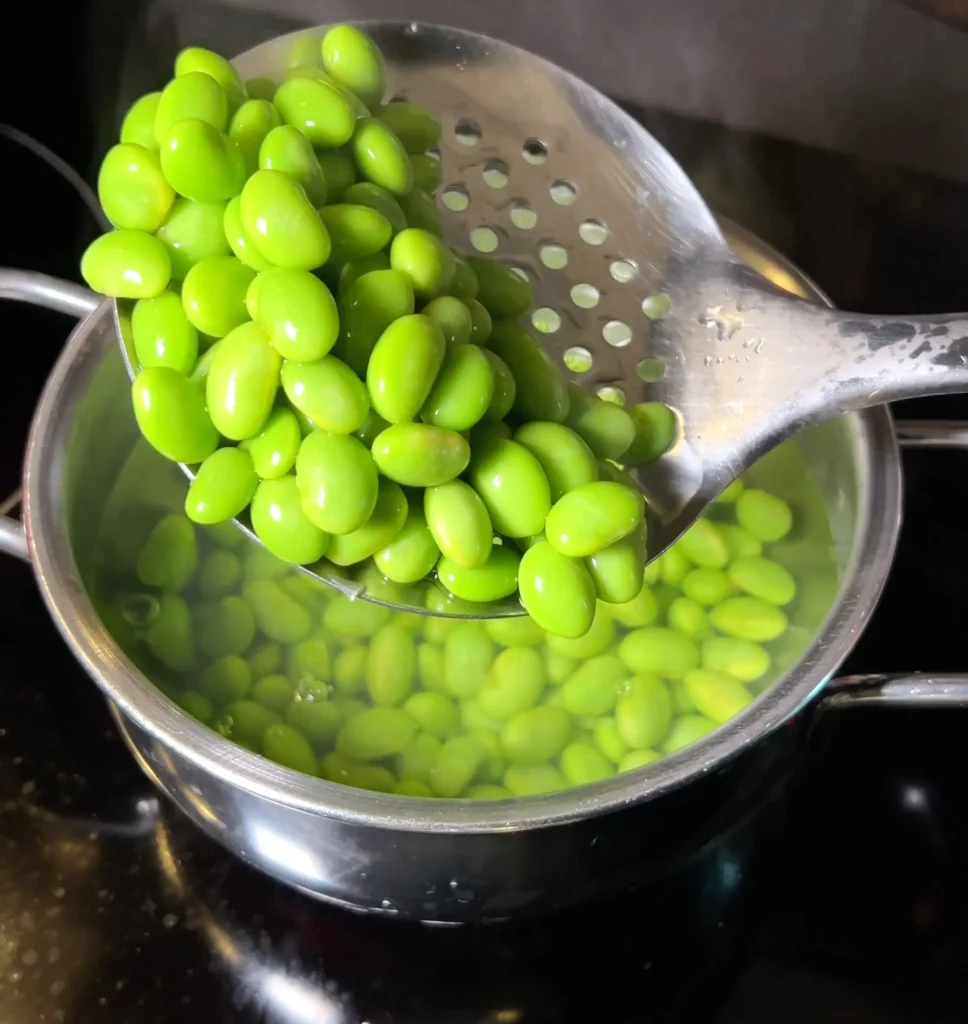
22;267;901;836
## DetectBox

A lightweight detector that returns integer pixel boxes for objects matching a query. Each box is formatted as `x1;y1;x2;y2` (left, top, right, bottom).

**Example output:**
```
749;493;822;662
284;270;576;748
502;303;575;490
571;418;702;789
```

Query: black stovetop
3;6;968;1022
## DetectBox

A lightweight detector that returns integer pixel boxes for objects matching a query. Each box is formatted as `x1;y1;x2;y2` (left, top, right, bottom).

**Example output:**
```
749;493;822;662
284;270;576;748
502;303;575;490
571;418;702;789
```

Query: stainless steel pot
1;224;965;923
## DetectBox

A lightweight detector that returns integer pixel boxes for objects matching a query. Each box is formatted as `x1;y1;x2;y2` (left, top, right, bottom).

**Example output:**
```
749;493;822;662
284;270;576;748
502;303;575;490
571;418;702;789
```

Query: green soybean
175;689;214;724
709;596;788;642
198;549;242;597
659;547;689;586
201;655;252;705
662;714;718;754
182;256;254;338
371;423;467;487
728;556;796;606
421;344;493;431
410;153;442;193
513;422;598;503
560;743;614;786
736;489;793;542
561;655;628;716
444;622;495;698
487;321;570;423
449;253;479;300
251;674;295;714
623;402;678;466
677;518;729;569
144;592;195;670
323;596;391;636
592;719;629;764
701;636;771;683
258;124;326;204
81;229;171;299
295;430;378;535
159;119;245;203
327;479;408;566
273;76;356;147
243;580;313;643
158;197;232;279
339;253;391;295
342;182;407;234
503;764;567;796
131;367;218;464
286;699;342;747
601;582;660;628
98;143;174;232
615;674;673;749
336;707;416;761
404;692;459;740
121;92;161;150
131;290;199;374
477;352;513;422
438;544;520;603
619;627;699;680
390;229;454;298
618;749;662;773
175;46;247;114
424;480;493;570
483;616;545;647
563;385;635;460
205;321;280;439
546;649;578;686
333;645;368;693
230;99;283;176
683;669;753;723
586;525;646;605
287;637;332;686
262;723;318;774
518;542;596;639
468;439;551;538
501;706;571;764
250;475;329;564
317;204;391;264
185;448;258;524
245;77;277;102
667;596;708;639
719;524;763;559
398;187;442;235
243;408;301;479
320;24;386;106
281;356;370;434
547;606;616;658
338;269;415;376
136;514;197;592
366;624;416;706
466;257;532;319
317;147;357;195
353;117;413;195
373;506;440;583
321;752;396;792
430;735;486;797
680;567;732;607
367;314;446;423
417;642;446;691
155;72;228;142
545;481;644;558
240;169;331;269
396;733;442;784
377;101;441;153
467;298;492;345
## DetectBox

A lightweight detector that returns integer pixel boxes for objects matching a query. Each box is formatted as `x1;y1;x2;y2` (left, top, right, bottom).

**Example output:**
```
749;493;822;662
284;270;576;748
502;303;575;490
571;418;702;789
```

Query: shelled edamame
81;25;669;638
98;454;801;800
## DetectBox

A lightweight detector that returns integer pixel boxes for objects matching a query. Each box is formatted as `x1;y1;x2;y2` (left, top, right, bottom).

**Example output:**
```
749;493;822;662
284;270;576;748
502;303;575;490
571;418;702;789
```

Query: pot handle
0;268;100;563
824;673;968;709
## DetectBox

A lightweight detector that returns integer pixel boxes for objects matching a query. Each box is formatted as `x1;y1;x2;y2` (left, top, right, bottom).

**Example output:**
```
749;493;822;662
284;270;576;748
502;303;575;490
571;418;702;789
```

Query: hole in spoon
550;180;578;205
470;227;499;252
539;243;568;270
455;119;481;146
531;307;561;333
596;385;626;405
482;159;509;188
509;201;537;230
602;320;632;347
579;219;609;245
570;283;600;309
563;347;593;373
441;184;469;211
522;138;548;164
636;356;666;382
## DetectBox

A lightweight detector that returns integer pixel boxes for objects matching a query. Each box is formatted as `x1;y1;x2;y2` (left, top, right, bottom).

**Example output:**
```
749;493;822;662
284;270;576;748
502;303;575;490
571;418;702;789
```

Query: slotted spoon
119;20;968;618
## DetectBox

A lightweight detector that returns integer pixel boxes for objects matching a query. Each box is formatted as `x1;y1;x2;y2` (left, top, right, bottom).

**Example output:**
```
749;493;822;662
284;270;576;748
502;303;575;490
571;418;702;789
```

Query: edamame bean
448;253;478;300
444;622;495;698
465;784;512;800
466;258;532;319
563;384;635;460
175;689;214;724
398;187;442;234
601;582;660;628
677;519;729;569
155;72;228;142
623;402;677;466
518;542;596;639
353;117;413;195
476;352;513;423
681;567;732;607
250;476;330;564
159;119;245;203
501;706;571;764
474;647;545;722
319;24;386;107
424;480;492;570
545;481;644;558
421;297;471;348
667;596;708;639
323;596;391;637
483;616;545;647
366;624;416;705
420;344;493;431
230;100;283;176
337;269;415;376
131;290;198;374
659;547;689;586
662;714;717;754
615;674;672;749
285;64;369;119
286;699;342;746
513;422;598;503
198;548;242;598
132;366;219;463
98;143;174;232
243;408;301;479
487;322;570;424
245;78;277;102
146;592;195;671
417;642;446;690
182;255;254;339
281;355;370;434
339;253;391;295
244;580;313;643
225;699;278;750
263;723;318;774
547;606;616;658
504;764;567;796
287;637;332;687
175;46;247;114
560;655;628;716
683;669;753;723
316;147;357;196
430;736;486;797
390;229;454;298
337;707;415;760
701;636;770;683
560;743;614;786
205;321;280;439
327;479;408;565
369;314;447;423
319;204;392;264
372;506;439;583
468;439;551;538
201;656;251;705
371;423;468;488
728;556;796;606
377;101;441;153
158;197;232;279
716;478;745;503
258;124;326;204
396;779;433;797
397;733;442;784
240;170;331;269
195;594;256;659
332;645;367;693
404;692;459;740
273;77;356;147
709;597;788;642
545;649;577;686
251;674;295;714
185;448;258;524
438;545;520;603
81;229;171;299
410;154;442;194
592;719;629;764
736;489;793;541
296;430;378;534
466;298;492;345
618;749;661;773
121;92;161;150
342;182;407;234
586;524;646;605
619;627;699;680
321;753;396;792
719;524;763;559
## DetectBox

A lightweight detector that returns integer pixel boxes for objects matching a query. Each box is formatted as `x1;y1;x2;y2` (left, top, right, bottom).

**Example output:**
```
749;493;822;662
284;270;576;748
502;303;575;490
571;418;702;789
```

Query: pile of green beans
79;25;670;638
101;466;799;800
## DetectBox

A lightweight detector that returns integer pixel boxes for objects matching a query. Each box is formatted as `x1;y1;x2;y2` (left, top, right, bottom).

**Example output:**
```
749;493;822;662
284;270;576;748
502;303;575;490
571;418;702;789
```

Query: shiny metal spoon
119;20;968;618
